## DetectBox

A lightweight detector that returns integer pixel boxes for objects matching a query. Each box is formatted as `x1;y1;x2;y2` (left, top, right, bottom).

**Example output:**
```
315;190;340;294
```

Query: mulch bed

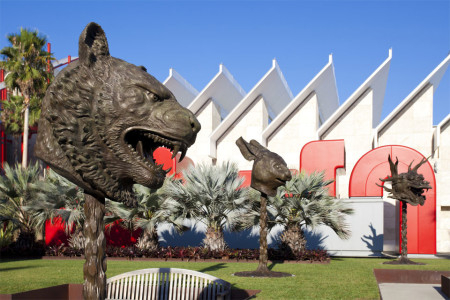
382;257;425;265
41;255;330;264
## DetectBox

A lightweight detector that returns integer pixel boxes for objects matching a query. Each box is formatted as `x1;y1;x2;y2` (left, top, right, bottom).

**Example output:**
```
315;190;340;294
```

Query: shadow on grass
330;257;344;261
198;263;228;273
0;266;37;272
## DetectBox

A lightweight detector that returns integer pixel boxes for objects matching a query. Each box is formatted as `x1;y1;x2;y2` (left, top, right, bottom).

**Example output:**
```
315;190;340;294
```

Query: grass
0;257;449;299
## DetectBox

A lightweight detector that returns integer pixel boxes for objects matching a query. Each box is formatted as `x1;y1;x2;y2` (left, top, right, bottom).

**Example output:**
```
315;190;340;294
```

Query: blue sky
1;0;449;125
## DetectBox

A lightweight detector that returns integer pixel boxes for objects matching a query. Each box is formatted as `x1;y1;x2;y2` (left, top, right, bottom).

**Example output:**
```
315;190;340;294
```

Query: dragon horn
411;156;429;173
388;155;398;177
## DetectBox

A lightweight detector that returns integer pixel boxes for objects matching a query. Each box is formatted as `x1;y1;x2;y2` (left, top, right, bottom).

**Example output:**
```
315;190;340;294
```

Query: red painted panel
349;145;436;254
153;147;176;175
238;170;252;188
350;147;391;197
299;140;345;197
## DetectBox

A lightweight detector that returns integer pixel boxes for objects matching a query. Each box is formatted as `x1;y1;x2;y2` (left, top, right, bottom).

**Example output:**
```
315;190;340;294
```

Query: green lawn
0;257;449;299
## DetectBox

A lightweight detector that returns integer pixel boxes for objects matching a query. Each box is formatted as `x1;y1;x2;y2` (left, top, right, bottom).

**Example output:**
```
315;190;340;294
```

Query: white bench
106;268;232;300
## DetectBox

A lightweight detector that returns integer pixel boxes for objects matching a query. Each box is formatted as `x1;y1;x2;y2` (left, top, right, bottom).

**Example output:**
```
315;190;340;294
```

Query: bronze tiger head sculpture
35;22;201;206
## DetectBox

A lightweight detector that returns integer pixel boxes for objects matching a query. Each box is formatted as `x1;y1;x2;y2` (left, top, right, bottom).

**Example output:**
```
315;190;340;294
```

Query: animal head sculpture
236;137;292;197
35;22;201;206
378;155;431;206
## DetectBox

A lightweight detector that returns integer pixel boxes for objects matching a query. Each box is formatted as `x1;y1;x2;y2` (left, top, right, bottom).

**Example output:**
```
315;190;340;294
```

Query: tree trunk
136;229;159;251
256;193;270;273
203;227;226;251
400;201;408;260
83;193;106;300
22;105;29;168
280;224;306;254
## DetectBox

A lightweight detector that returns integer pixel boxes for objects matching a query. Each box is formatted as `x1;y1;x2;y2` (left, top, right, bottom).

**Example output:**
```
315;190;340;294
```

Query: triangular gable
209;59;293;158
318;49;392;138
188;64;245;119
163;68;198;107
262;54;339;145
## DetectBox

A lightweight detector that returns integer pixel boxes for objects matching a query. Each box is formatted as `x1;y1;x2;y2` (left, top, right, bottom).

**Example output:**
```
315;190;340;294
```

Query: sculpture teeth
136;140;144;157
179;147;186;162
171;144;180;159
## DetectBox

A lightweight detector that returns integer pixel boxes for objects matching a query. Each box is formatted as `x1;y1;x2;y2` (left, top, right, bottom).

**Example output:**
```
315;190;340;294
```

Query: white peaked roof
209;59;293;158
376;53;450;135
187;64;245;118
163;68;199;107
318;49;392;138
262;54;339;145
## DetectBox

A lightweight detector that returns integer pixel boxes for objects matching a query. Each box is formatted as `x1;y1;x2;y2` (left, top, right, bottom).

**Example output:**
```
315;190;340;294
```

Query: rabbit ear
236;137;256;161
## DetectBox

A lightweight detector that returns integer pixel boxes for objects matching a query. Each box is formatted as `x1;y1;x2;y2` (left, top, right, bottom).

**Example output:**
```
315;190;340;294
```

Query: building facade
1;50;449;255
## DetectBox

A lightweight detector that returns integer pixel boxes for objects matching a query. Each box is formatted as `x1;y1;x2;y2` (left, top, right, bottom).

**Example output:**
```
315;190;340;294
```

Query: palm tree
1;95;42;135
239;171;354;253
161;162;253;251
25;169;85;246
106;184;186;251
0;163;42;247
0;28;54;168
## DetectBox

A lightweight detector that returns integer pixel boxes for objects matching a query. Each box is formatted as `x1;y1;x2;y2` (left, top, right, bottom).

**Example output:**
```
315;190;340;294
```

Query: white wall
267;93;319;168
305;198;384;256
437;119;450;252
216;96;269;170
186;99;220;165
320;89;375;199
378;84;434;156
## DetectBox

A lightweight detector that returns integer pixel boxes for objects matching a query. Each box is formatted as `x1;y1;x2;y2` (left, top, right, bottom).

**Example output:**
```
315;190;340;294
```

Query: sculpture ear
236;137;256;161
79;22;110;66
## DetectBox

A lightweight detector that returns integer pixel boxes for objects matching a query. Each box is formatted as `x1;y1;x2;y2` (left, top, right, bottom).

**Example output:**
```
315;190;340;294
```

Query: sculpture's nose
189;112;201;135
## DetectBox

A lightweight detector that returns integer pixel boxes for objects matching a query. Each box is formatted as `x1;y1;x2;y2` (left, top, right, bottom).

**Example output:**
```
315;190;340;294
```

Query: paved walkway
379;283;448;300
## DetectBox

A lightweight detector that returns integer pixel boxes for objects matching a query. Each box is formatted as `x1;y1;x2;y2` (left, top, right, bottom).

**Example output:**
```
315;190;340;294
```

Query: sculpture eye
145;91;161;102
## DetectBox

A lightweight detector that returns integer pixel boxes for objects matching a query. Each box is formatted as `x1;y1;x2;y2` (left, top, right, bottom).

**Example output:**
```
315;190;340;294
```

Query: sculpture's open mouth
411;186;430;198
124;128;188;171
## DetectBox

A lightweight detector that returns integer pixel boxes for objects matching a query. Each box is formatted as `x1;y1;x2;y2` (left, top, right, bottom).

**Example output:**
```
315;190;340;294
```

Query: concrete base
374;269;450;300
378;283;447;300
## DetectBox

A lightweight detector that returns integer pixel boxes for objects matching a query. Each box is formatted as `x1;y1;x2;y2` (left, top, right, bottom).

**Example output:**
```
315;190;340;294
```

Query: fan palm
106;184;186;251
0;28;54;167
161;162;253;251
0;163;42;246
239;171;354;253
25;169;85;242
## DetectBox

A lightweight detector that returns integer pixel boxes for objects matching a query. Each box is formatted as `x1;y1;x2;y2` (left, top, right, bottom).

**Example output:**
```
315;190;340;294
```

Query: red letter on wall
349;145;436;254
299;140;345;197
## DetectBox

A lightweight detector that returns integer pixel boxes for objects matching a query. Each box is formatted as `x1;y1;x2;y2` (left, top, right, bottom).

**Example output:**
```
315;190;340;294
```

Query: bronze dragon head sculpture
378;155;431;206
35;22;201;207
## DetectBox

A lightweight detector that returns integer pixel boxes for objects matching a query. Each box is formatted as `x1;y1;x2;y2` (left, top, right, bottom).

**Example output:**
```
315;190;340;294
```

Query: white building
163;51;450;256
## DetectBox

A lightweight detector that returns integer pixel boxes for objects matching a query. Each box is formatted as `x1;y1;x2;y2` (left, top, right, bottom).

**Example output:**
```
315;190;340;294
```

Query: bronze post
83;193;106;300
256;193;270;273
